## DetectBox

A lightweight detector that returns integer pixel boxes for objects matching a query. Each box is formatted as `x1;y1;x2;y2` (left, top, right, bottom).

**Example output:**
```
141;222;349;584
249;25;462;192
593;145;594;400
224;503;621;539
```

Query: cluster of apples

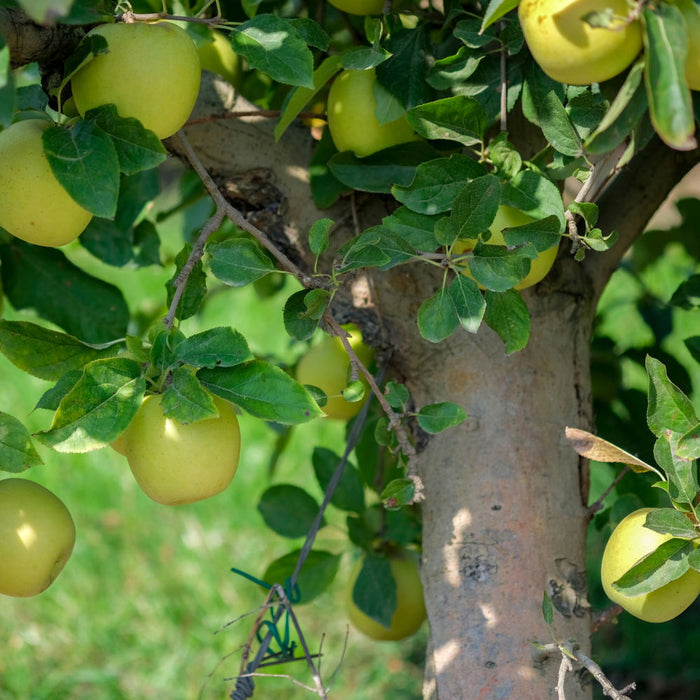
0;20;203;248
518;0;700;89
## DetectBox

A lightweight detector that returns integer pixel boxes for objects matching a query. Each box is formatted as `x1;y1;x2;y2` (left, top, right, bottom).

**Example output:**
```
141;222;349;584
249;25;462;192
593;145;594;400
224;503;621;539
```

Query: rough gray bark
177;76;700;698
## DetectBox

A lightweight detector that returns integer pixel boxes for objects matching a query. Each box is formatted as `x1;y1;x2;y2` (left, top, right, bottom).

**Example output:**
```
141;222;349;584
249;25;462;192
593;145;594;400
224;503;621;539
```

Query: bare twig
586;465;630;517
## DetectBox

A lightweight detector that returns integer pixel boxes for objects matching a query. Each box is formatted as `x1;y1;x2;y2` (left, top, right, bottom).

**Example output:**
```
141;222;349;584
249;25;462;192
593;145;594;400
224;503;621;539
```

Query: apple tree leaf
564;427;664;478
392;153;488;216
83;104;167;175
337;227;416;272
407;95;488;146
230;15;315;88
501;169;566;232
198;360;324;424
42;120;120;218
0;36;14;129
208;238;275;287
643;4;697;151
351;554;397;628
37;357;146;453
448;275;486;334
417;288;460;343
483;289;530;355
166;244;207;321
284;289;328;341
381;478;416;509
173;327;254;369
0;241;129;344
612;537;695;596
257;484;323;538
646;355;698;437
0;413;43;473
263;549;340;604
467;243;533;292
161;367;220;424
643;507;698;540
312;446;365;513
653;433;699;507
0;320;115;381
381;207;441;252
416;402;467;434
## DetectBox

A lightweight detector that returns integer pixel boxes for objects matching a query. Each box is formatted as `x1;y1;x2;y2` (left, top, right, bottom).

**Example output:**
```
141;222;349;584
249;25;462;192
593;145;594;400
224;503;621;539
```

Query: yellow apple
601;508;700;623
71;21;201;139
327;0;385;14
0;119;93;247
197;29;243;89
0;478;76;597
122;393;241;505
518;0;643;85
295;324;374;420
675;0;700;90
452;205;559;290
346;554;427;641
327;69;420;157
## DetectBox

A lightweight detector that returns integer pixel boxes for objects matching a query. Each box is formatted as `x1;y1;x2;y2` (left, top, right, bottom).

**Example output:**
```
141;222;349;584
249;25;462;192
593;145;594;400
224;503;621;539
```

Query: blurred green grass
0;248;426;699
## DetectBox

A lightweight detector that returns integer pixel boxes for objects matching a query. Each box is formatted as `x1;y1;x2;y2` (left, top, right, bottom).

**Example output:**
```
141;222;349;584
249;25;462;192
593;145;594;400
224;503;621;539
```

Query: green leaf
501;215;563;253
0;241;129;344
448;275;486;334
263;549;340;604
501;169;566;232
541;590;554;627
646;355;698;437
198;360;324;424
585;60;648;154
151;328;186;373
612;537;695;596
467;243;532;292
166;244;207;322
42;121;120;218
670;274;700;309
37;357;146;453
643;507;698;540
257;484;322;538
161;367;219;423
328;141;440;194
445;175;501;244
173;327;254;369
208;238;275;287
407;95;488;146
84;105;167;175
392;154;488;215
417;288;460;343
309;218;333;257
643;4;697;151
483;289;531;354
677;423;700;460
0;37;15;129
538;91;583;157
653;433;699;506
0;320;114;381
381;478;416;509
283;289;326;341
351;554;396;628
0;412;42;473
337;227;416;272
426;47;485;91
384;381;410;410
312;446;366;513
381;207;441;251
416;401;467;434
274;56;341;141
230;15;314;88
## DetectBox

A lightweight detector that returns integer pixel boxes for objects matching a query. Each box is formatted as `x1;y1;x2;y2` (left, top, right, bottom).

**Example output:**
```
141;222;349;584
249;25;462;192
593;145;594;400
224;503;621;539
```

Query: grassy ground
0;240;426;699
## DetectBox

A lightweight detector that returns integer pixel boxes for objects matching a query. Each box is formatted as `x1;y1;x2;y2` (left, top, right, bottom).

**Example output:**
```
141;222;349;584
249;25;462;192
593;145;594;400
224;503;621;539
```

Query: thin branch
586;465;630;517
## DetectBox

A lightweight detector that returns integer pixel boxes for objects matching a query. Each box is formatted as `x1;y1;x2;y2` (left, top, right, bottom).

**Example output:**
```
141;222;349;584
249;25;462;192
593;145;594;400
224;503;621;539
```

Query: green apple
346;554;427;641
72;21;201;139
123;393;241;505
295;324;374;421
0;478;76;597
197;29;243;89
601;508;700;623
452;205;559;290
0;119;93;247
326;69;420;157
518;0;643;85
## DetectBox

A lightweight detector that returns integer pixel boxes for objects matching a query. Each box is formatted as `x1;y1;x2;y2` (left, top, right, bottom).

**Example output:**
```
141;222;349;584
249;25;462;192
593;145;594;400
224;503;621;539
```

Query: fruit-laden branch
0;8;85;68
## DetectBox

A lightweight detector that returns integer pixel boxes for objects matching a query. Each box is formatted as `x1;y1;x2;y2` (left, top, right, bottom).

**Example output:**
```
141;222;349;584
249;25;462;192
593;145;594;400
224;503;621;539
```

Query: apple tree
1;0;700;697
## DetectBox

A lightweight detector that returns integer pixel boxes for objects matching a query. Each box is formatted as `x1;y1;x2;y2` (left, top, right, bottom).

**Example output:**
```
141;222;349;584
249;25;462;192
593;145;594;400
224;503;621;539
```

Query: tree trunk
177;76;700;698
